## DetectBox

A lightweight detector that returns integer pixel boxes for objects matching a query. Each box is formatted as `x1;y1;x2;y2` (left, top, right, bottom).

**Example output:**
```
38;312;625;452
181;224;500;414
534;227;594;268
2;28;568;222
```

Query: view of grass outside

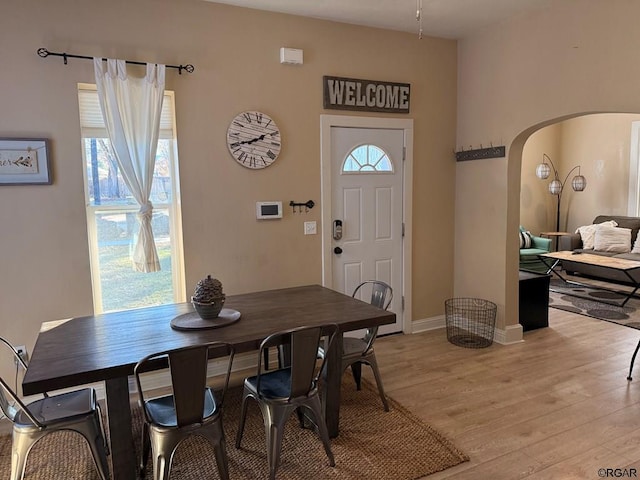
96;210;174;312
80;88;183;314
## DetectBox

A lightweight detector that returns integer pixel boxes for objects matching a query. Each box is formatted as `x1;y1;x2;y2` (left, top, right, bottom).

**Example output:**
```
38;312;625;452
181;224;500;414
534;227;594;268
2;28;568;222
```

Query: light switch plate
304;221;317;235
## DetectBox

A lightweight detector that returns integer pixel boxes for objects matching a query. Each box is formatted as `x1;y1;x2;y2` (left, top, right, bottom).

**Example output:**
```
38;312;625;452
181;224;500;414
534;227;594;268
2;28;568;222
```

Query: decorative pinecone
193;275;225;303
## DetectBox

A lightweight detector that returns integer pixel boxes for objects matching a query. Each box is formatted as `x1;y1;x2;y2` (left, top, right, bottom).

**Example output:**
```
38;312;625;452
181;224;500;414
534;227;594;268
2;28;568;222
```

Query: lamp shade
572;174;586;191
549;179;562;195
536;163;551;179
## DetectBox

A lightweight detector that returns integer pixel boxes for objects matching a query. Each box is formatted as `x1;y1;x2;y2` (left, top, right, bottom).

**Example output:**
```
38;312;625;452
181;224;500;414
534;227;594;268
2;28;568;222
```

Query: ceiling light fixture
416;0;423;39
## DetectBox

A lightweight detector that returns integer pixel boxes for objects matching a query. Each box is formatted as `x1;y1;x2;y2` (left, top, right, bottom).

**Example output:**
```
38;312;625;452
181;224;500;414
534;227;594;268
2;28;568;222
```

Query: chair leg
235;391;250;448
628;339;640;380
368;355;390;412
202;422;229;480
149;430;178;480
70;416;111;480
140;421;151;476
10;429;46;480
95;401;110;456
350;362;362;390
306;396;335;467
86;419;111;480
295;406;306;428
265;406;290;480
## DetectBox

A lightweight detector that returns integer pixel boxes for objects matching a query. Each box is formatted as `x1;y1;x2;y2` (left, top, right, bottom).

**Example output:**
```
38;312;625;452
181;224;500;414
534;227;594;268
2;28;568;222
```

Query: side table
519;270;550;331
540;231;570;252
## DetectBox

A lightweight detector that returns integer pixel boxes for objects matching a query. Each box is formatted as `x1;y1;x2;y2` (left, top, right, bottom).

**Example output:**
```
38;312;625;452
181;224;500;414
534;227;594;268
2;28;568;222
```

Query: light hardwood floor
371;308;640;479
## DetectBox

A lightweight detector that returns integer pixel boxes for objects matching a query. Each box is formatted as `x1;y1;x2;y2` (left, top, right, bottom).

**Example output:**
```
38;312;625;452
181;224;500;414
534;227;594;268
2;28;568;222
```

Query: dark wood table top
23;284;395;395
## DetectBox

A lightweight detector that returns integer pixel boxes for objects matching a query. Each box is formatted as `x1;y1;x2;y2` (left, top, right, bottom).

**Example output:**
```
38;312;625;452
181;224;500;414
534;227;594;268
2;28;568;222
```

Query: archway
512;113;640;334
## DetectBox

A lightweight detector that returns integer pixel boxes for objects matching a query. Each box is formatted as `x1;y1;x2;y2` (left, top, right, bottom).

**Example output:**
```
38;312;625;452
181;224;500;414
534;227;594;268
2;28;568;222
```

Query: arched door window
342;144;394;173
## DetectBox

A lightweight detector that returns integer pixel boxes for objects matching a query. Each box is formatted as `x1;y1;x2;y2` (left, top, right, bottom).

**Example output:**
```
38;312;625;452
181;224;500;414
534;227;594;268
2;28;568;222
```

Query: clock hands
238;134;266;146
236;131;278;146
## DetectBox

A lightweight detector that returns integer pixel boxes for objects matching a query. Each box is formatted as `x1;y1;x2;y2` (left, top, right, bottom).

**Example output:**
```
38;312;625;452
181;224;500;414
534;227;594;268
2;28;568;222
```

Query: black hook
289;200;315;213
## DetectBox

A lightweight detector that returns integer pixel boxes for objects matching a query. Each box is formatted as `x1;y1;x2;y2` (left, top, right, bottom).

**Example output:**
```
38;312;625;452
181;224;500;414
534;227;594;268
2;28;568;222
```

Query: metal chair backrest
352;280;393;350
353;280;393;310
257;324;338;400
0;336;45;427
134;342;235;428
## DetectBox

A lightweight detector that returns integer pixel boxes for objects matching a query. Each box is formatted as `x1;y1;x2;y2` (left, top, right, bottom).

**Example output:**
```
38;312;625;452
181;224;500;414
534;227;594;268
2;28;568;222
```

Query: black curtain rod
37;48;194;74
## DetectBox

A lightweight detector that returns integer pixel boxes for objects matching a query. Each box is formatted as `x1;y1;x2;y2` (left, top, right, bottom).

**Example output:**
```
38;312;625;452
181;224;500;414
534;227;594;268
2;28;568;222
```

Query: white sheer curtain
94;58;166;272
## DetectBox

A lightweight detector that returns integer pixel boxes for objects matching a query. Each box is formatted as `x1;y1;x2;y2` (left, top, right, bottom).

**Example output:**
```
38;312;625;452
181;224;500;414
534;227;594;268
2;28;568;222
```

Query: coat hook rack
455;144;505;162
289;200;315;213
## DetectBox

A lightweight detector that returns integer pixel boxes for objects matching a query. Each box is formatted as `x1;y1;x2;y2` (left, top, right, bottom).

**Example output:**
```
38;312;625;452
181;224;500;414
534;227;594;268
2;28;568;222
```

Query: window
342;144;394;173
78;84;185;313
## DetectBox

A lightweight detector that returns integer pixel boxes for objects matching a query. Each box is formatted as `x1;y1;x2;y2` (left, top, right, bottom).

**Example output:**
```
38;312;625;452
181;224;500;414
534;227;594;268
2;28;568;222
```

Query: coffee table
539;251;640;307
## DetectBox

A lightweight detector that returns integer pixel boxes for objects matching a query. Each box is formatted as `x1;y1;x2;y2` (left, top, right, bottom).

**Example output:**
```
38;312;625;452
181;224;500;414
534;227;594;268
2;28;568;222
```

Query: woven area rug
0;375;468;480
549;278;640;329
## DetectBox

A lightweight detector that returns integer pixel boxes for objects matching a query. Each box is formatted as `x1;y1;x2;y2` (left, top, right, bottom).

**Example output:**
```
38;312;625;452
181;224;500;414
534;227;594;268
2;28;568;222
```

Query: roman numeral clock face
226;111;281;169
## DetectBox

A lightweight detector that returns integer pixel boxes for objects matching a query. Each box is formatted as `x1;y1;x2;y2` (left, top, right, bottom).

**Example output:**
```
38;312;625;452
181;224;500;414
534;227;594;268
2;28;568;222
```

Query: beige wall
559;114;640;231
457;0;640;336
0;0;456;378
520;124;561;235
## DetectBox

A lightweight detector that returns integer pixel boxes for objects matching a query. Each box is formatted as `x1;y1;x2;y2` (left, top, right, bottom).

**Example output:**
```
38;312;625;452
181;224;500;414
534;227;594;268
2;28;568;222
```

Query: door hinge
402;223;405;237
402;296;405;311
402;146;406;161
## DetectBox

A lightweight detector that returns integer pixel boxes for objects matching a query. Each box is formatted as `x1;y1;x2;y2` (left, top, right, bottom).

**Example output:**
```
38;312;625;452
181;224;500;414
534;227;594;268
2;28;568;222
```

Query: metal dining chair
134;341;235;480
0;336;110;480
235;324;338;480
319;280;393;411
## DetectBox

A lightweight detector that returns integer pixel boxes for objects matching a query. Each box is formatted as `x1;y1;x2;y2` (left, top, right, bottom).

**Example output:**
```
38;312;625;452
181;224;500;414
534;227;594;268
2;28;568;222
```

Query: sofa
558;215;640;283
519;226;552;273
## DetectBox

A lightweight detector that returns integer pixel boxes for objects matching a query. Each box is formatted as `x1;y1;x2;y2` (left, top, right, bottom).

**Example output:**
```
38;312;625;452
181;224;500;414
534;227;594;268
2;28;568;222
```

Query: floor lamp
535;153;587;232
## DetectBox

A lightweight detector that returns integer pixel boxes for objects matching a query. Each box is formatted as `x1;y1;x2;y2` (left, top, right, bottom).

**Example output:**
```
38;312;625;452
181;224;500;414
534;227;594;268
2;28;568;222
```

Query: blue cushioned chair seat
145;387;217;427
246;368;293;399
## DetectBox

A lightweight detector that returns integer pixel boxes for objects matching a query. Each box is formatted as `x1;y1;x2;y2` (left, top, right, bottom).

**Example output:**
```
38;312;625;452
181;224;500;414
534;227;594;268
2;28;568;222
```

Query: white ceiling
205;0;552;39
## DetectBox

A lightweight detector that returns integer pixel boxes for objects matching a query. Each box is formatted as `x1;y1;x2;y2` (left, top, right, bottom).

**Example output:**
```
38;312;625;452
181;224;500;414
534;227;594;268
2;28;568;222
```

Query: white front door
330;126;404;334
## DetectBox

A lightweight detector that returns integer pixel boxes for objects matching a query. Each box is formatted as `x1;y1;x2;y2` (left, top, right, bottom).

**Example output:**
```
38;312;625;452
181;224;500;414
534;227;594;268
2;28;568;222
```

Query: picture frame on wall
0;138;51;185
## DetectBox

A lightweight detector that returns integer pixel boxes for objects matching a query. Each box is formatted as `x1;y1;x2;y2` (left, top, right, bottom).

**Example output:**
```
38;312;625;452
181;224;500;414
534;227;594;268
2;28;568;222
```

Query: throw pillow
576;220;618;249
593;226;632;253
632;235;640;254
519;231;532;249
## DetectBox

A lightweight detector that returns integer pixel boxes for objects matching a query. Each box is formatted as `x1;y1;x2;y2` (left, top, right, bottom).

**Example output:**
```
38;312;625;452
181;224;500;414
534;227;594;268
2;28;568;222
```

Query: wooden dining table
22;284;396;480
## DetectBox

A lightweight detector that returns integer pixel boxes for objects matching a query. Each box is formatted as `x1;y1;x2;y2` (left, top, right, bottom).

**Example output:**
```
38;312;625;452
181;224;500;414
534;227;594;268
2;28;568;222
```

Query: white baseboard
411;314;446;333
410;316;523;345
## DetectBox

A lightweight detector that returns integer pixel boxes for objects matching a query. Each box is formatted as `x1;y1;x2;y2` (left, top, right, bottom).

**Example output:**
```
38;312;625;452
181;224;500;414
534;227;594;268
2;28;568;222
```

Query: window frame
342;143;395;174
78;83;186;313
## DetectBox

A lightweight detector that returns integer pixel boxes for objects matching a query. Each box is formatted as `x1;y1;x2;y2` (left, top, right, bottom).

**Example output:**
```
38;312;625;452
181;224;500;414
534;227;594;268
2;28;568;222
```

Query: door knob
334;247;343;255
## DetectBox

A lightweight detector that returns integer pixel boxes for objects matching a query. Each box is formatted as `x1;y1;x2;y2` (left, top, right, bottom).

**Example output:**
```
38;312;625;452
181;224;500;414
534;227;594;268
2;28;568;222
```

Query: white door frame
320;114;413;334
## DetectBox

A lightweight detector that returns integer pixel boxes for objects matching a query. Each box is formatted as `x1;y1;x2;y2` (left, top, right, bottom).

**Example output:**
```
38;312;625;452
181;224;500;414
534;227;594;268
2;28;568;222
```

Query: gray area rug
549;278;640;329
0;375;468;479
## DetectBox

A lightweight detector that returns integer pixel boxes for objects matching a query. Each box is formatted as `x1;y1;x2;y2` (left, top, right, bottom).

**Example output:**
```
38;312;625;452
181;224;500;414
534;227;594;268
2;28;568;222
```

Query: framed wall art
0;138;51;185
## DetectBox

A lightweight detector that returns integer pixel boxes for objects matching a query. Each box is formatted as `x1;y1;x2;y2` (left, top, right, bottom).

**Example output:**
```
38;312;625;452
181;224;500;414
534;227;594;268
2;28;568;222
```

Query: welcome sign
323;76;410;114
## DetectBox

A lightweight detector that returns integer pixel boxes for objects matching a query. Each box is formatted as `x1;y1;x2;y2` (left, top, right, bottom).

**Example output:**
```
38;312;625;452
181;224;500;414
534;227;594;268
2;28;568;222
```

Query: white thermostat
256;201;283;220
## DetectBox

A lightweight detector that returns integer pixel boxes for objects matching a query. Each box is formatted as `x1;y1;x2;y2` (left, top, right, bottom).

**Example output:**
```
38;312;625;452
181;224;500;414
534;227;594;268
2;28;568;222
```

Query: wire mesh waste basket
445;298;497;348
